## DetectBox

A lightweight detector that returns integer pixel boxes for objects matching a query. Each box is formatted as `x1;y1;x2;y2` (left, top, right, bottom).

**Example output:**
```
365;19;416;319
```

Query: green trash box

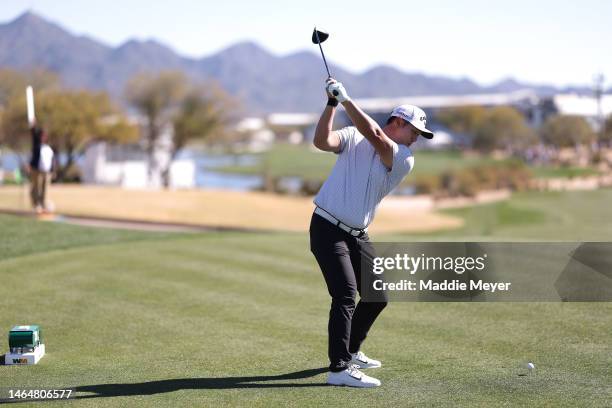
6;325;45;364
9;325;42;349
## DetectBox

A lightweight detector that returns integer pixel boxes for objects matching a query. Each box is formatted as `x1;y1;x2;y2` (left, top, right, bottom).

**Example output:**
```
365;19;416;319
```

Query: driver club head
312;28;329;44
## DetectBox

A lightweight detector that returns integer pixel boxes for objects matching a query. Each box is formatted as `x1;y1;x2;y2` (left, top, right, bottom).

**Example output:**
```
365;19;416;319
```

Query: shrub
413;174;442;195
409;161;532;198
299;179;324;196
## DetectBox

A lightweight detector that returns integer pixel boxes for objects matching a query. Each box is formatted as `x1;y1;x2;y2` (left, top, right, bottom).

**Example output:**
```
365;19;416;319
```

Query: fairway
390;188;612;241
1;212;611;407
215;145;600;183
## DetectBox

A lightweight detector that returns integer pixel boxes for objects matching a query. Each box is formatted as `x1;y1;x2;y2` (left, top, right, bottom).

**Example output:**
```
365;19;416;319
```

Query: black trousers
309;213;388;372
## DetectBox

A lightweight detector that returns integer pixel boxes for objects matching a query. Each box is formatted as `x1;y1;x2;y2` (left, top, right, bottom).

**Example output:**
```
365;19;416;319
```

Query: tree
473;107;537;153
601;114;612;147
125;71;187;184
166;84;237;186
126;71;238;187
0;68;59;151
436;105;487;135
0;68;59;106
1;90;138;181
540;115;596;148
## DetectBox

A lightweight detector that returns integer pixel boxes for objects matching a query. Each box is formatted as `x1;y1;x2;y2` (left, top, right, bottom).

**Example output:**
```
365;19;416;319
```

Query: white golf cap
390;104;434;139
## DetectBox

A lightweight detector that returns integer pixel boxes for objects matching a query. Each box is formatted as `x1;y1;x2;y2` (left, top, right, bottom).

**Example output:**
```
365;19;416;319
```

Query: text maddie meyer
372;279;511;293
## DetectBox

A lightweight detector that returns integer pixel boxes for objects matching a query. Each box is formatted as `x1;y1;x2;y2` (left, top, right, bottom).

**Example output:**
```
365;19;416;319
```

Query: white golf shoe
327;364;381;388
350;351;382;368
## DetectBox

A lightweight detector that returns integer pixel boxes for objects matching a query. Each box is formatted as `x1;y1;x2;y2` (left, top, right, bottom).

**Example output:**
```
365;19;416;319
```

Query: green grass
215;145;600;184
217;144;337;180
409;150;509;178
1;190;611;407
216;146;505;181
383;189;612;242
530;166;600;179
0;214;183;260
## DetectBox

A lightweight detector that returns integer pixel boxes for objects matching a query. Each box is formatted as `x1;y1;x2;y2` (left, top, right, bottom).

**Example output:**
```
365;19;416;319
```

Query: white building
353;90;540;112
81;123;195;189
266;113;319;144
546;94;612;130
237;91;612;151
234;117;275;152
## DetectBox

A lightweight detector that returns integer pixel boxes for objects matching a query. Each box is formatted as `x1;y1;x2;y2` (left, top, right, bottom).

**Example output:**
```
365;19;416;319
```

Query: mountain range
0;11;595;114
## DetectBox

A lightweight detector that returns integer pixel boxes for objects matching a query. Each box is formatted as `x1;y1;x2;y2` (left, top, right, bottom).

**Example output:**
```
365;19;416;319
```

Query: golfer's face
403;121;421;145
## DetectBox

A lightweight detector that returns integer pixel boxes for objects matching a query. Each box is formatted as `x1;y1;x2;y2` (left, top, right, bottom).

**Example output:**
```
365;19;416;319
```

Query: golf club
26;85;35;127
312;27;339;96
312;27;332;79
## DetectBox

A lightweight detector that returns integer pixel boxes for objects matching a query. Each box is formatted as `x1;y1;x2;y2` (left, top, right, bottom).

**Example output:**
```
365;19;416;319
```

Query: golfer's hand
326;78;350;103
325;78;338;98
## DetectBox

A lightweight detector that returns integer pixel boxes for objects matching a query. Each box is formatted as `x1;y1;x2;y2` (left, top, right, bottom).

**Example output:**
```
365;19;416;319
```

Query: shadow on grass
73;367;329;400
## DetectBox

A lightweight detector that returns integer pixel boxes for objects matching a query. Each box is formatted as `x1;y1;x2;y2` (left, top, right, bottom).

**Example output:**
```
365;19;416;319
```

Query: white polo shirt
313;126;414;229
38;144;54;173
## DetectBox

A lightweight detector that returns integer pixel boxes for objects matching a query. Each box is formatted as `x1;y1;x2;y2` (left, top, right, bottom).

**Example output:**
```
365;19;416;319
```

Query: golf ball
527;362;535;370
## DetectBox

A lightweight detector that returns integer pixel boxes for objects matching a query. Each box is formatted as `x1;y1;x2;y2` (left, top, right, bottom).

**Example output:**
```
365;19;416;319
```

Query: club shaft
314;29;332;78
317;42;331;78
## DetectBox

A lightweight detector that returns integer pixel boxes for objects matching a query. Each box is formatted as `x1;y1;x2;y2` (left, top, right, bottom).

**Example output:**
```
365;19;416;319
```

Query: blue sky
2;0;611;87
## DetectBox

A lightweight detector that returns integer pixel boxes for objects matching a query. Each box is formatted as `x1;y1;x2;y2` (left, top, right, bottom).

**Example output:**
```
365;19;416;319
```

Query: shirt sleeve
386;143;414;186
334;126;356;154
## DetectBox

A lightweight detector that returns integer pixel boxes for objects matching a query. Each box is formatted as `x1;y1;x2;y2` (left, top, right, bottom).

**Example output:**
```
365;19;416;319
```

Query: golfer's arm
313;105;341;153
341;100;394;168
30;127;40;153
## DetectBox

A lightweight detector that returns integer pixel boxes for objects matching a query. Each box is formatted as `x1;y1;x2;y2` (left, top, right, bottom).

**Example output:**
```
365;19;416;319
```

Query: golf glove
326;81;350;103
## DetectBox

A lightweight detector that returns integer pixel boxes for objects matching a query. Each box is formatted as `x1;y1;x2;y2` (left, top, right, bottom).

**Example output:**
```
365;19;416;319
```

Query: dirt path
0;185;463;234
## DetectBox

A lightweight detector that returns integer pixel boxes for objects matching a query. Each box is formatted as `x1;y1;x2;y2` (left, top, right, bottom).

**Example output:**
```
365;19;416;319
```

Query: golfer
310;78;433;387
28;121;55;214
